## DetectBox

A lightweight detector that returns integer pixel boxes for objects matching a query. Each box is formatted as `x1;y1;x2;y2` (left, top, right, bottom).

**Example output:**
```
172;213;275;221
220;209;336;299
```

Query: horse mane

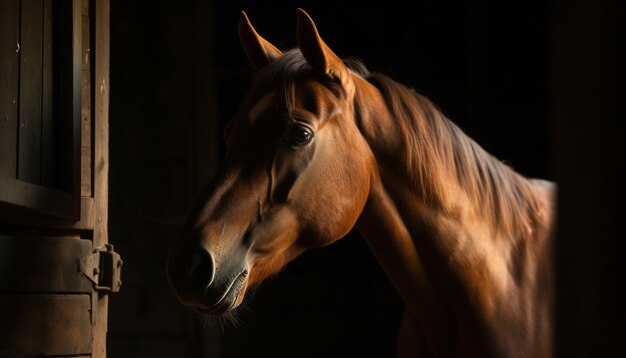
352;63;545;240
250;49;544;240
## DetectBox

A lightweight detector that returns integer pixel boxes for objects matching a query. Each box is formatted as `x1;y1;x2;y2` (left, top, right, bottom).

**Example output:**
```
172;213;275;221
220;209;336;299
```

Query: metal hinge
79;243;123;293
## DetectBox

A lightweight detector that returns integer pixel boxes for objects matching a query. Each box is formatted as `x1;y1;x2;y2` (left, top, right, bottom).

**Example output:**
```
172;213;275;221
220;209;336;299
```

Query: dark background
106;0;624;357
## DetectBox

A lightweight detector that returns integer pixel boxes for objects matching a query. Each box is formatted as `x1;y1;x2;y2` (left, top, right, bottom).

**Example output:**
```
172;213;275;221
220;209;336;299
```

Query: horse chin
194;270;249;316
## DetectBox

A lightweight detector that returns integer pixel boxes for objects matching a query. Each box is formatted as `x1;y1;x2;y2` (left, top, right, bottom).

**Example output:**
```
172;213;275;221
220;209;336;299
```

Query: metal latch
79;243;123;293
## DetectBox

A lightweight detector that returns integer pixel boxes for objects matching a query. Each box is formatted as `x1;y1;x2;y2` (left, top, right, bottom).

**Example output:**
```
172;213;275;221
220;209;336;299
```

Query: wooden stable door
0;0;118;357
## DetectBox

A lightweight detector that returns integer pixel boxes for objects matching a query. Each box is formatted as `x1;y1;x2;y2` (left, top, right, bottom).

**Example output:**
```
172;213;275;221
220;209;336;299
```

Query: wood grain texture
82;70;92;149
0;294;92;356
93;1;111;356
0;234;93;292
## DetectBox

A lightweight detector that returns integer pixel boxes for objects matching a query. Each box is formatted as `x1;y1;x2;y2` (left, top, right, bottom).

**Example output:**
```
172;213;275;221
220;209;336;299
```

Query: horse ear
296;8;348;79
238;11;283;70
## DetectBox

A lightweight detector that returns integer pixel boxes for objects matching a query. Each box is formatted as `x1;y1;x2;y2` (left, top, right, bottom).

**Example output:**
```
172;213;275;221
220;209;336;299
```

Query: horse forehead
240;78;345;130
293;80;345;116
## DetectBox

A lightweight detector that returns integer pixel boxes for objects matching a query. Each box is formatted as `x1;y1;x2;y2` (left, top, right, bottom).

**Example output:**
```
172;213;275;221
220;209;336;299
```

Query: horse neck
352;74;453;346
352;72;546;242
352;73;551;348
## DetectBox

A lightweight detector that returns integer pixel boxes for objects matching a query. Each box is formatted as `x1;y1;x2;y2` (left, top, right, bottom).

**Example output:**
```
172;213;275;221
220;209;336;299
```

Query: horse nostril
189;248;215;291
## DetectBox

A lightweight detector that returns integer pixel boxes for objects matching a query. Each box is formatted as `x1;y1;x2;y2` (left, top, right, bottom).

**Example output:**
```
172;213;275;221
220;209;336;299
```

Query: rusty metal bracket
79;243;123;293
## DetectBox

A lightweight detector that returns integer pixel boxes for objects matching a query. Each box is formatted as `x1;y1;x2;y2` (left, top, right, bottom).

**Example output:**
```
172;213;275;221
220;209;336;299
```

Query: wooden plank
81;71;92;197
82;0;90;16
0;294;92;356
18;0;44;185
0;196;95;230
81;146;92;197
41;0;58;188
82;70;92;148
93;0;110;241
93;1;111;356
93;0;109;275
0;177;78;219
82;14;91;71
81;4;92;198
72;0;83;202
0;0;19;181
0;235;93;293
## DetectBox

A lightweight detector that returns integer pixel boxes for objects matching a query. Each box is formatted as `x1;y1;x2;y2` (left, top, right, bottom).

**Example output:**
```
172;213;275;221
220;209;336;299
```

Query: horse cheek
325;160;371;242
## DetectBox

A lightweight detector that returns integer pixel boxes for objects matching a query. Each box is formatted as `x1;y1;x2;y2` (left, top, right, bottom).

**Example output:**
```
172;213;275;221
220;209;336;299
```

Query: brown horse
167;9;556;357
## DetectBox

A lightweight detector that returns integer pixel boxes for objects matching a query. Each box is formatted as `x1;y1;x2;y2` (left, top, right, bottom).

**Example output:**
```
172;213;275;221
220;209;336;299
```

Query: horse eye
286;125;313;147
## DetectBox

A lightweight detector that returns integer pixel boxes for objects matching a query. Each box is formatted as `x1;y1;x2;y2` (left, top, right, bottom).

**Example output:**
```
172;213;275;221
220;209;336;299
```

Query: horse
167;9;556;357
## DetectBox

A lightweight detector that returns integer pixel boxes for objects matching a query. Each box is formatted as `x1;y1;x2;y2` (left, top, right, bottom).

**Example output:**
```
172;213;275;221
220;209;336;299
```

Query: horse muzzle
167;245;249;315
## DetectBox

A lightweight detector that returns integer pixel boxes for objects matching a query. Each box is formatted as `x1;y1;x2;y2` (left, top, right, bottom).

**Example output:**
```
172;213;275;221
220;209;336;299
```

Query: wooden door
0;0;116;357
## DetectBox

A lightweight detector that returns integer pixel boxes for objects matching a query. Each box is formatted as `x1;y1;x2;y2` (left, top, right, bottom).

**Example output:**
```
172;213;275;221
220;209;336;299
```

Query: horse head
167;9;376;315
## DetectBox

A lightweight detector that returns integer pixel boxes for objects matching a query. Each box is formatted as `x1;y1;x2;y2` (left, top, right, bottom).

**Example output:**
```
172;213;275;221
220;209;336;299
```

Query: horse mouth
195;270;248;315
